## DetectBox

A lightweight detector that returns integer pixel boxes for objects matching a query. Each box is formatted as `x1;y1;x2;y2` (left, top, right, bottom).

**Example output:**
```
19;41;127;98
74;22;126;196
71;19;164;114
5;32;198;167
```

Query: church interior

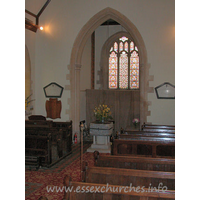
24;0;178;199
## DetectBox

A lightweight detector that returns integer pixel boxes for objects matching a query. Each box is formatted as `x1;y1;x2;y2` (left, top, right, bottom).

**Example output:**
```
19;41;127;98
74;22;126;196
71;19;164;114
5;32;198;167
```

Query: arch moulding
68;7;153;140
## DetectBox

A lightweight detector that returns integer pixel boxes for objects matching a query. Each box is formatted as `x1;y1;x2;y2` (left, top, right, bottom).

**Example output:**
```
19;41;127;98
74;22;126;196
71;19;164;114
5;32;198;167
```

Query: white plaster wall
27;0;175;124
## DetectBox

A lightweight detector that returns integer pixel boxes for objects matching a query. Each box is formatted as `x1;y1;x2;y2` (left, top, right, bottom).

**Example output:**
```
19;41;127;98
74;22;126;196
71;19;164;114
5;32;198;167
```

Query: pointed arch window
108;36;139;89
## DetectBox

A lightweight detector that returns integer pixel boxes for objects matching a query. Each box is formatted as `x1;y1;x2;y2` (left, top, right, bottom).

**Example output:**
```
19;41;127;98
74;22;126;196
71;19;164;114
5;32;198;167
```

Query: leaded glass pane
119;42;123;52
109;51;118;89
114;42;118;52
108;37;139;90
130;51;139;89
130;41;134;51
119;51;128;89
119;36;128;42
124;41;128;52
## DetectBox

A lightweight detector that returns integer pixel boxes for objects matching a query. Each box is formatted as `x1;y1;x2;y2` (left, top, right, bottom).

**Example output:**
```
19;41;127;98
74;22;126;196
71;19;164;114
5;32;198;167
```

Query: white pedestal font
87;122;113;153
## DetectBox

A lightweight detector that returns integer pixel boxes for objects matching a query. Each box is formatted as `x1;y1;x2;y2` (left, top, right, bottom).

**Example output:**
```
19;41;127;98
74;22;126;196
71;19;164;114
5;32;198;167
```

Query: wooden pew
113;138;175;158
94;151;175;172
25;120;72;167
141;124;175;134
63;175;175;200
83;165;175;190
25;132;52;167
142;123;175;130
25;120;52;128
141;128;175;134
28;115;46;121
52;121;73;154
120;132;175;138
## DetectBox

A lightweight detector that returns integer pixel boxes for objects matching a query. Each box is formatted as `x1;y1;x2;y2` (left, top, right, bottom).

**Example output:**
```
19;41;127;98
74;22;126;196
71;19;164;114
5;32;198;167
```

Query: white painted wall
26;0;175;125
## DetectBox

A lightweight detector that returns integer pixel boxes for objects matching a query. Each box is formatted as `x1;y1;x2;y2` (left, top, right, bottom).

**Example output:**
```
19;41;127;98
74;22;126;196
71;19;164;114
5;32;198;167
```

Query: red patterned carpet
25;143;96;200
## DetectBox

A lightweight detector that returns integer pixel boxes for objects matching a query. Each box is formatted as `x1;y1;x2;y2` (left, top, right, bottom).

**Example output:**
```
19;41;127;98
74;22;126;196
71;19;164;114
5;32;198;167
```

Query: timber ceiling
25;0;51;32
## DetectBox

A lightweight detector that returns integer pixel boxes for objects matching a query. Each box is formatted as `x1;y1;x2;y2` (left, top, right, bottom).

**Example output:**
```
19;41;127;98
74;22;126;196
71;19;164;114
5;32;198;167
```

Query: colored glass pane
119;42;123;52
109;51;118;89
119;52;128;89
114;42;118;52
124;42;128;52
108;37;139;90
130;41;134;51
119;36;128;42
130;51;139;89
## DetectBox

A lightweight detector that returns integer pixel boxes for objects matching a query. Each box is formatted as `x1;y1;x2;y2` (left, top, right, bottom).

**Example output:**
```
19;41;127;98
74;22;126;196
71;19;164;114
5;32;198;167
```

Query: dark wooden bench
82;164;175;190
63;175;175;200
52;121;73;154
25;132;52;166
25;120;72;167
141;128;175;134
113;137;175;158
141;124;175;134
142;123;175;130
120;131;175;138
25;156;41;169
28;115;47;121
94;151;175;172
25;120;52;127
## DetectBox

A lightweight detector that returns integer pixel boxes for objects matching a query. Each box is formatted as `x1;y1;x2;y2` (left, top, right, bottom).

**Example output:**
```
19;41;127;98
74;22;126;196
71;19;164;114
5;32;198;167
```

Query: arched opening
25;45;31;99
69;7;152;139
25;45;32;117
100;31;140;90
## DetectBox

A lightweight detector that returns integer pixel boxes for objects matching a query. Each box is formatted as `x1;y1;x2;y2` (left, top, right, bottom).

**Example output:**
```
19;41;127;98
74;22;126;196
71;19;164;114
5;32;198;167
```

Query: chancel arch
68;7;153;139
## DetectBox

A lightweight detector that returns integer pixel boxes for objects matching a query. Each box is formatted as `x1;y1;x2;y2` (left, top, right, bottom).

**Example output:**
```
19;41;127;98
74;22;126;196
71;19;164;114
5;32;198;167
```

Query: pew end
94;150;100;165
63;175;72;200
81;161;88;182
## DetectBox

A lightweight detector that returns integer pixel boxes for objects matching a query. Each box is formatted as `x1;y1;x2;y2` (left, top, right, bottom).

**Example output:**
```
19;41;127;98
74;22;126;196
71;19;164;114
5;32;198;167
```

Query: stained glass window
109;51;118;89
130;41;134;51
130;51;139;89
119;36;128;42
108;36;139;89
124;42;128;52
114;42;118;52
119;52;128;89
119;42;123;52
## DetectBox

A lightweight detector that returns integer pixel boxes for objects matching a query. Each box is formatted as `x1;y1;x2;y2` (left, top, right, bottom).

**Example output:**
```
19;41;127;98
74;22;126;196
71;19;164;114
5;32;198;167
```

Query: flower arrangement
132;118;140;128
94;104;112;123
